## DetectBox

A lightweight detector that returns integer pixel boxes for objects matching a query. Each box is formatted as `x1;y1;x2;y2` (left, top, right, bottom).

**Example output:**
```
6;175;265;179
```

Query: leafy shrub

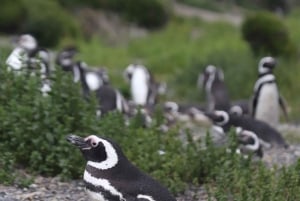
0;0;25;33
241;12;296;57
0;62;203;193
20;0;80;47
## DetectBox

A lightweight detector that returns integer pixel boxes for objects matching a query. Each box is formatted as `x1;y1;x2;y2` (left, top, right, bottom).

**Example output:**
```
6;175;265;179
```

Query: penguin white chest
85;73;102;91
131;69;149;105
255;83;279;126
6;48;27;71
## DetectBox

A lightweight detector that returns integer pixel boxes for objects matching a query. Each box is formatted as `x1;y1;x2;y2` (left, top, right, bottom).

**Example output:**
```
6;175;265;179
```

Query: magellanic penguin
204;110;288;148
251;56;289;127
56;46;79;71
235;127;264;158
197;65;231;112
6;34;38;72
124;64;166;107
6;34;52;96
229;99;250;116
66;134;176;201
73;62;129;116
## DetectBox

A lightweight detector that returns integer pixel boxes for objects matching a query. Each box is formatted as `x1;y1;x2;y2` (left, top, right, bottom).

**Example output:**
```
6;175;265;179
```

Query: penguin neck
258;71;273;78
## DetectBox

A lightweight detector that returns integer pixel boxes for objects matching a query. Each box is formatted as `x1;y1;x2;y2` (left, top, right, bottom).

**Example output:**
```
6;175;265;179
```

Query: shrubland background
1;0;300;199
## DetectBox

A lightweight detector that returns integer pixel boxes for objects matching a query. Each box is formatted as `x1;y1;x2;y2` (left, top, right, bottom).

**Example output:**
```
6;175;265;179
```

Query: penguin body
205;110;288;148
198;65;230;112
73;62;128;116
66;134;176;201
252;56;288;127
124;64;164;107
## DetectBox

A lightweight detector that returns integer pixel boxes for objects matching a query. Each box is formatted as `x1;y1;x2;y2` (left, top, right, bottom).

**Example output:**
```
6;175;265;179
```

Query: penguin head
235;127;263;157
258;56;276;74
124;64;136;81
197;65;224;89
56;46;78;69
16;34;37;51
204;110;229;126
67;134;121;170
164;101;179;114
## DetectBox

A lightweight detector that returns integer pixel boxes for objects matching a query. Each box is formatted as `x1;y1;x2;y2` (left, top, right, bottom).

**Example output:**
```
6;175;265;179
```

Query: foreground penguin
66;134;176;201
204;110;288;148
251;56;289;127
197;65;231;112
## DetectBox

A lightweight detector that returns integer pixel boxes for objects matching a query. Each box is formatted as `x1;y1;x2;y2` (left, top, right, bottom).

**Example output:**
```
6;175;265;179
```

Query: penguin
197;65;231;112
56;46;78;71
251;56;289;127
6;34;38;72
66;134;176;201
124;64;165;106
235;127;264;158
204;110;288;148
229;99;250;116
6;34;52;96
73;62;128;116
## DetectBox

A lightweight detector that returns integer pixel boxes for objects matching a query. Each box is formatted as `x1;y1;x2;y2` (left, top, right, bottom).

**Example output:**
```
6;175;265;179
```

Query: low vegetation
1;1;300;200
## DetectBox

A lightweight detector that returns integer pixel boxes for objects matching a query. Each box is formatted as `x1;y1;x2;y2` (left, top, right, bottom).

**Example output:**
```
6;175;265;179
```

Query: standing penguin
251;56;289;127
124;64;165;107
198;65;231;112
66;134;176;201
72;62;128;116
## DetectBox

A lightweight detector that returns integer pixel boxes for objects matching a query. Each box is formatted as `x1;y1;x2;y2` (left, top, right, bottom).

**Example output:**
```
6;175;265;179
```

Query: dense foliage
241;12;296;57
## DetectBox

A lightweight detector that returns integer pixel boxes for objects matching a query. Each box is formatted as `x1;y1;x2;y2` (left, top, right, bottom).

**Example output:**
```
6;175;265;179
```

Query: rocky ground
1;123;300;201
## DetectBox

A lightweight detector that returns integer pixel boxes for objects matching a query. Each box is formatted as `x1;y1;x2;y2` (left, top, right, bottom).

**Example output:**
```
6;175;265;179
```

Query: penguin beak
66;134;91;150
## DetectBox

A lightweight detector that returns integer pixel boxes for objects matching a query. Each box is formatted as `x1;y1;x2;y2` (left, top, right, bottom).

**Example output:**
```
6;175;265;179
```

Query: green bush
95;0;170;29
20;0;80;47
0;62;203;193
241;12;296;57
0;0;25;33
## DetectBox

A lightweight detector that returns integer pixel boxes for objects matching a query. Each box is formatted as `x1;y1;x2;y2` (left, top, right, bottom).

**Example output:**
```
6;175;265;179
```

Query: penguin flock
4;33;292;200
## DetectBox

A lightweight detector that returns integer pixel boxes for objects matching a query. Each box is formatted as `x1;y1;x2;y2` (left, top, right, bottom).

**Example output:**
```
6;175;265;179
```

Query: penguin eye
91;141;98;147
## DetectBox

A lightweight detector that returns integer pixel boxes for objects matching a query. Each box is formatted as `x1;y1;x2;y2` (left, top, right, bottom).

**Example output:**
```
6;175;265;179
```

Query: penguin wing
279;95;289;121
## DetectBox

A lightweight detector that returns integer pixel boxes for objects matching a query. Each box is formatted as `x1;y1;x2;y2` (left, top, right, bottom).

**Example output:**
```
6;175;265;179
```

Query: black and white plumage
73;62;128;116
235;127;263;158
66;134;176;201
204;110;288;148
230;99;250;116
197;65;231;112
124;64;165;107
56;46;79;71
251;56;289;127
6;34;52;96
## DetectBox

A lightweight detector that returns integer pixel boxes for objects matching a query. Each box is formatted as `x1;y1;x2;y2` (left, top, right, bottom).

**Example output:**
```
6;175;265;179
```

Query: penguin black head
204;110;229;126
235;127;263;158
66;134;121;170
258;56;277;75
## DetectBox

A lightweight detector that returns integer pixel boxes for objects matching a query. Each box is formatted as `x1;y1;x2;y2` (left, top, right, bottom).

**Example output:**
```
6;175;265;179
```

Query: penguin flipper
279;95;289;121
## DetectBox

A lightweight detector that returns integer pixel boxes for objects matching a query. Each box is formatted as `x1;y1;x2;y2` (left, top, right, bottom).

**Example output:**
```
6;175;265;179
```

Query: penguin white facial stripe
242;130;260;151
84;170;125;200
85;135;118;170
86;189;108;201
73;65;81;83
214;110;229;126
137;194;156;201
254;74;275;92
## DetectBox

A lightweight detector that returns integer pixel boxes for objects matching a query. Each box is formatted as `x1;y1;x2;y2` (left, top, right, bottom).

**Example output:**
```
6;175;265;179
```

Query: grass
72;12;300;120
1;6;300;199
